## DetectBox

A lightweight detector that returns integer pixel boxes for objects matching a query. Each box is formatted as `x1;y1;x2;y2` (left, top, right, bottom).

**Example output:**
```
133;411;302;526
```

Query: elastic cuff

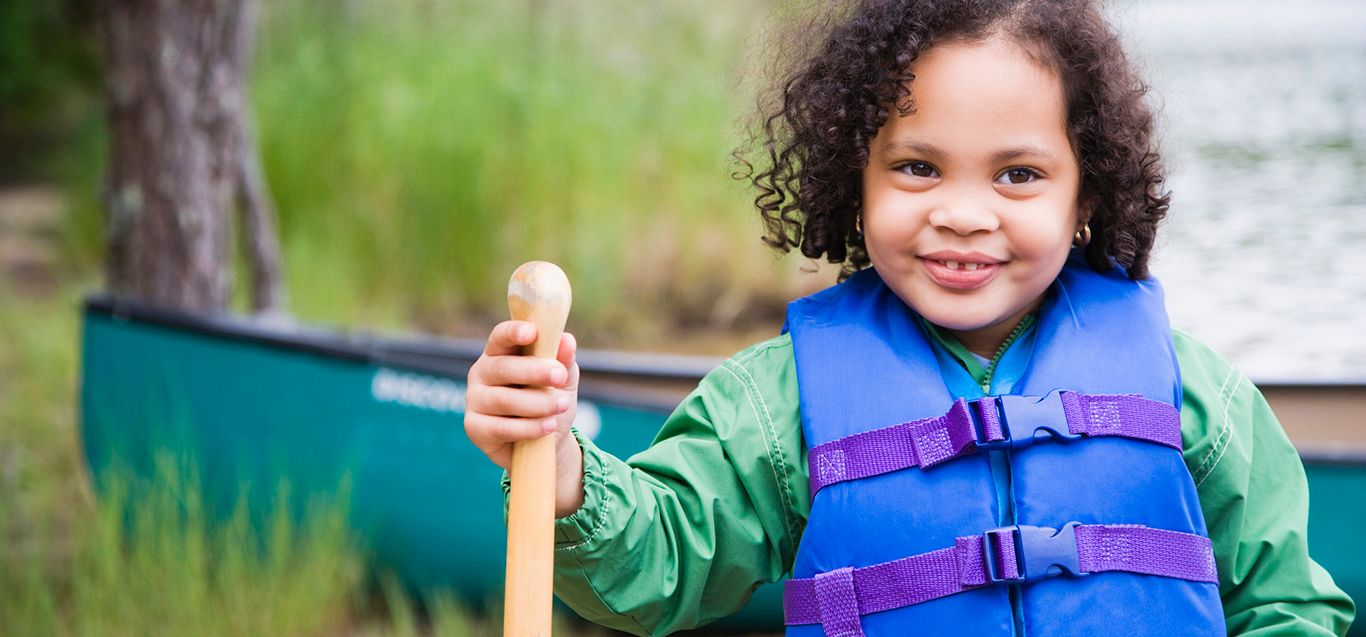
553;427;610;549
498;427;609;546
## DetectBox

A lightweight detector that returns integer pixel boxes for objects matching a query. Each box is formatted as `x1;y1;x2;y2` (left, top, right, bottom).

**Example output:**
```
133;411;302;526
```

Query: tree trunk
101;0;285;315
237;109;287;316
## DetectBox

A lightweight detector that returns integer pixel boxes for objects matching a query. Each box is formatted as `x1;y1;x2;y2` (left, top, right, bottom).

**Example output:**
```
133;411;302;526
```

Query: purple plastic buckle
983;522;1084;583
976;390;1082;451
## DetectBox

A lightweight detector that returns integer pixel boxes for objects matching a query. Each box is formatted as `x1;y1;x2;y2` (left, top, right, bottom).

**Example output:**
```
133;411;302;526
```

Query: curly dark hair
735;0;1169;280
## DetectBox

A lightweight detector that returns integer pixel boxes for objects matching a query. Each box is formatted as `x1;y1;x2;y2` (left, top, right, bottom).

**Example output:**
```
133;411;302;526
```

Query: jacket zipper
980;317;1033;393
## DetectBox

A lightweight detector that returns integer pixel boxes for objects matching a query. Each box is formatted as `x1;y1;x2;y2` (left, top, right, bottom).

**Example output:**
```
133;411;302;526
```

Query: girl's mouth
920;257;1002;290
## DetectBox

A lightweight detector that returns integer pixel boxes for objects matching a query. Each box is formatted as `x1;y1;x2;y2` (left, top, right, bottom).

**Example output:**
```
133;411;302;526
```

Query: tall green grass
248;0;802;342
1;456;360;635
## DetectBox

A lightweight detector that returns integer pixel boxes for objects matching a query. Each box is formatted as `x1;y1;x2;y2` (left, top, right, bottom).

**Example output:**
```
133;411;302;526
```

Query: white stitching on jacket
720;344;798;545
1193;367;1240;487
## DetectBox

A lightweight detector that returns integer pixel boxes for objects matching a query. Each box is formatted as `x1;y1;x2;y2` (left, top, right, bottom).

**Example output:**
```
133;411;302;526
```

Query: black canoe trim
1298;446;1366;466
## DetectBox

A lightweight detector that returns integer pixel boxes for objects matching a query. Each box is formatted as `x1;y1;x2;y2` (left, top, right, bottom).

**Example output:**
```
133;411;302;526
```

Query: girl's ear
1073;193;1097;248
1075;190;1098;226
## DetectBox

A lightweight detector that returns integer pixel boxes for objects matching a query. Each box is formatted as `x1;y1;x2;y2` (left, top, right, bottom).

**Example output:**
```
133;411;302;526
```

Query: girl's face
861;34;1083;357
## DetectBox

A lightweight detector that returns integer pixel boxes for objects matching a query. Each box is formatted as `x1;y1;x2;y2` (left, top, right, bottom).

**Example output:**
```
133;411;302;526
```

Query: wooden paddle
504;261;572;637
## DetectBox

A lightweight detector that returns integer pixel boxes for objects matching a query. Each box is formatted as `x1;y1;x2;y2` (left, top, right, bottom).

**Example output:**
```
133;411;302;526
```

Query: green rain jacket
537;324;1355;636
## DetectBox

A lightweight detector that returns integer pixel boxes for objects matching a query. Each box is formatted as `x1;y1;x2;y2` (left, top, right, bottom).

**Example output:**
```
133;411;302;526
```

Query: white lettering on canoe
370;368;602;441
371;368;467;413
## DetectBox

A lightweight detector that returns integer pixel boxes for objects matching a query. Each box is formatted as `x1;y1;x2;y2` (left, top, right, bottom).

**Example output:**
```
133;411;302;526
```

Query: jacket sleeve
1175;331;1355;636
546;336;806;635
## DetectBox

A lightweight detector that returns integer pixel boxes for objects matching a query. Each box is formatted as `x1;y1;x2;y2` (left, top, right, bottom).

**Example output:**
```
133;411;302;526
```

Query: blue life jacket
783;258;1226;636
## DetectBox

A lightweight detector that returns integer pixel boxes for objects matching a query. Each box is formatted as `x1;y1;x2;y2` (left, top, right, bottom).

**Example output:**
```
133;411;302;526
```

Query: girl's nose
926;194;1001;235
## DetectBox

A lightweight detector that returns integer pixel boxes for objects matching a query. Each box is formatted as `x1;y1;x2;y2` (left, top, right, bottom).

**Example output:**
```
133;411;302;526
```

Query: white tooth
965;263;980;272
946;260;960;270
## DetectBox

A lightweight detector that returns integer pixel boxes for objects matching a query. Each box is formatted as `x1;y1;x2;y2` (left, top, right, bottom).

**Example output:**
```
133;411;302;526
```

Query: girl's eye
898;161;939;178
997;167;1041;185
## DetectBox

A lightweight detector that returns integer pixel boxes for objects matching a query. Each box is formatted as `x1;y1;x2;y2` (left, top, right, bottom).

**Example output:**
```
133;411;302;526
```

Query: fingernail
549;366;568;386
516;326;532;342
543;418;558;434
556;396;572;413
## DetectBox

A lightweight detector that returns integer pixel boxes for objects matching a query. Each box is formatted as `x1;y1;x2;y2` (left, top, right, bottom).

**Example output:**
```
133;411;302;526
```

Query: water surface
1114;0;1366;379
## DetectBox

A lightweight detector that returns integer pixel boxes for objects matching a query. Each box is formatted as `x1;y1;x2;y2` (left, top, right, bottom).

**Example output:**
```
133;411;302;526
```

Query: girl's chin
915;301;1022;335
924;316;997;335
913;304;993;329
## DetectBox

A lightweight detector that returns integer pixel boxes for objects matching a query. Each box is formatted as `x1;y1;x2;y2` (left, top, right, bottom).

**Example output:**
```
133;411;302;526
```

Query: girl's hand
464;320;585;516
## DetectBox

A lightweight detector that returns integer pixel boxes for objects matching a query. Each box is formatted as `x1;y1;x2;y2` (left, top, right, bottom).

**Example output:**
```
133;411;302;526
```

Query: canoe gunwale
1297;447;1366;465
83;294;720;413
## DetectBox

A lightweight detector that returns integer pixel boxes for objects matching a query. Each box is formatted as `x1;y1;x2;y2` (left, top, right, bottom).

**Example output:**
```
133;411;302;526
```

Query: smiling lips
920;251;1004;289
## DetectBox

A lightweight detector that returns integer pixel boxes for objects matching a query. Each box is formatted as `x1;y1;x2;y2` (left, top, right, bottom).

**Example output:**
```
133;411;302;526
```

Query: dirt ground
0;185;64;297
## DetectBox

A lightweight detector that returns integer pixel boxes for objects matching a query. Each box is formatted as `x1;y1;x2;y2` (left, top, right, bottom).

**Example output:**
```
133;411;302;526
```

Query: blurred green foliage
45;0;803;344
248;0;787;338
0;451;364;635
0;0;99;183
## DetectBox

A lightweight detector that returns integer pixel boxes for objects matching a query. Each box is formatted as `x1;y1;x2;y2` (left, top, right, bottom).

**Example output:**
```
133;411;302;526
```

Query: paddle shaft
504;262;571;637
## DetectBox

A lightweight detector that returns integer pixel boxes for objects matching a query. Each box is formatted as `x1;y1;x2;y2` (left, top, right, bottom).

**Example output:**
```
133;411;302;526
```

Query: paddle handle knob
503;261;571;637
507;261;572;359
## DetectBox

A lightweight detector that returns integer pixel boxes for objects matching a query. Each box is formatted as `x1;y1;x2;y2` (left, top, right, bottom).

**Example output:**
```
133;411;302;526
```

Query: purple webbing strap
813;567;865;637
1075;524;1218;583
784;545;969;627
807;399;985;497
807;393;1181;497
1060;392;1182;450
784;524;1217;628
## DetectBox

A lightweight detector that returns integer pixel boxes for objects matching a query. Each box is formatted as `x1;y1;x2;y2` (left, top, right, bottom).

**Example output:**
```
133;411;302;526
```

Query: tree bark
101;0;285;315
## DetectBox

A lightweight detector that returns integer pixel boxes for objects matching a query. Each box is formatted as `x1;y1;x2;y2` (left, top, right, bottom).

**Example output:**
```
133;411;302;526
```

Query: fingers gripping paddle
504;261;571;636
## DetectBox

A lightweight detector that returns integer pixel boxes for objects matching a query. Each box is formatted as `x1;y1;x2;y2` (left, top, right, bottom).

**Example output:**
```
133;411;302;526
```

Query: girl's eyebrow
991;145;1058;164
880;139;944;159
881;139;1059;165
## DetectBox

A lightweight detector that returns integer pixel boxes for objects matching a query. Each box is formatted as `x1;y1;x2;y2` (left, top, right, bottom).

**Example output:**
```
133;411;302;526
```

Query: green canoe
79;296;1364;632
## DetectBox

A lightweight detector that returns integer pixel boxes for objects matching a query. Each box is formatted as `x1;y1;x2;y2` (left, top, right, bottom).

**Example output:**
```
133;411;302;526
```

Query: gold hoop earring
1073;223;1092;248
855;216;864;238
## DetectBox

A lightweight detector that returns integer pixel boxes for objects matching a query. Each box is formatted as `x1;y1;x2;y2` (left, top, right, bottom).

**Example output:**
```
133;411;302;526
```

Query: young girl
464;0;1354;634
